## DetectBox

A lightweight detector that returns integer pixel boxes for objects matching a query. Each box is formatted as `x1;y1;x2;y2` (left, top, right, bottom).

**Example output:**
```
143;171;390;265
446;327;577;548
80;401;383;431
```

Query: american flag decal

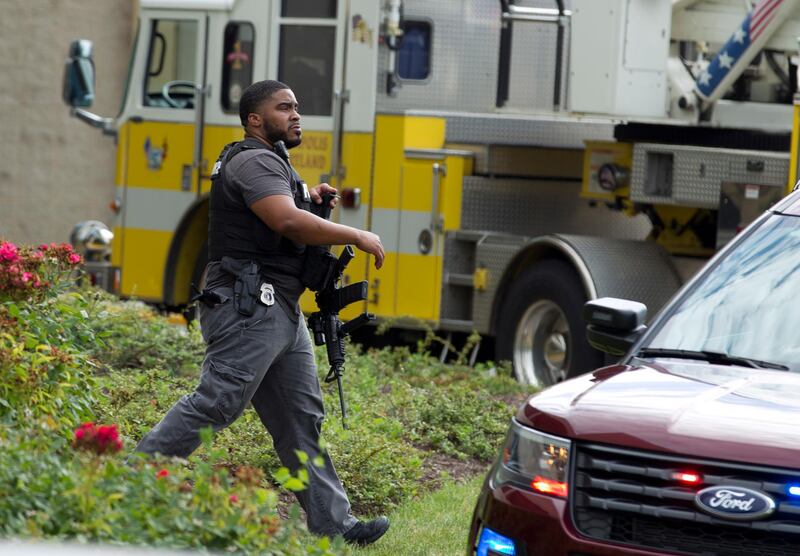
696;0;786;98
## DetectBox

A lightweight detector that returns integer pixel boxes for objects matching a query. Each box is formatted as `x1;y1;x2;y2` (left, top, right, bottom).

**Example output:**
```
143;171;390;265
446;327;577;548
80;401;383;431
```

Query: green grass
358;473;487;556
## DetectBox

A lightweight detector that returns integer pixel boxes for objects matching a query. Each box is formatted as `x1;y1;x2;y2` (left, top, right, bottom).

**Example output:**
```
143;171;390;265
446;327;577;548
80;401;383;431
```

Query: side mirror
584;297;647;357
62;39;95;108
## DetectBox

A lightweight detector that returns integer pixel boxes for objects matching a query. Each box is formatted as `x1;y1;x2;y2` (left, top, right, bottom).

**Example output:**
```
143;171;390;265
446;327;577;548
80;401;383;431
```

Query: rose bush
0;241;82;302
0;240;95;428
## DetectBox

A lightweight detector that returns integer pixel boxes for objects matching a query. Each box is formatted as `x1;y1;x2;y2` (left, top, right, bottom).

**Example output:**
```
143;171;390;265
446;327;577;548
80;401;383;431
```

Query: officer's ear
246;112;262;129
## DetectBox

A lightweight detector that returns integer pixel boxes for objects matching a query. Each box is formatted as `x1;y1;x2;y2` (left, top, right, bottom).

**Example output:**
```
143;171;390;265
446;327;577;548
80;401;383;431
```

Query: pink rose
68;253;82;265
0;242;18;263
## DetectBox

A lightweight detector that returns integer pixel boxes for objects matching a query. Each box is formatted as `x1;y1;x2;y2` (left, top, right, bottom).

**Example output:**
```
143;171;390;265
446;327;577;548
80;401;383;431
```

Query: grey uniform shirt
205;147;304;323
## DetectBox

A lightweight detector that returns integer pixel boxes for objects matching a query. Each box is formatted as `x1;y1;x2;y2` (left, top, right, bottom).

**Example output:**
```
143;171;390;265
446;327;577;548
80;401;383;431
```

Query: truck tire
495;260;603;387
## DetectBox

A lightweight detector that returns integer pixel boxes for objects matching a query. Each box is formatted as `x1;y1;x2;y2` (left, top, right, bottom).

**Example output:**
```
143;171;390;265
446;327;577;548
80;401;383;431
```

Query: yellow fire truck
63;0;800;387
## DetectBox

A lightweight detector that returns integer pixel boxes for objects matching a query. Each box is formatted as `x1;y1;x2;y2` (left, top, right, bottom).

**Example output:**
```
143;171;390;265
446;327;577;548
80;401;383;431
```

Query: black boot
342;516;390;546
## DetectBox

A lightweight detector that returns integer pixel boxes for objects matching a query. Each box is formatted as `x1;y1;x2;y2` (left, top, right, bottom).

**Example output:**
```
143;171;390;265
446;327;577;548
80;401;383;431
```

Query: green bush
66;291;205;376
406;386;513;461
326;417;423;514
0;297;97;429
349;345;530;462
0;426;340;555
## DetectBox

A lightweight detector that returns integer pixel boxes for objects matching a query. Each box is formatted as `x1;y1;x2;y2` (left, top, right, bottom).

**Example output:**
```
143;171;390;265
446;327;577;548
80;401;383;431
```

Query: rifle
307;244;374;430
273;141;374;429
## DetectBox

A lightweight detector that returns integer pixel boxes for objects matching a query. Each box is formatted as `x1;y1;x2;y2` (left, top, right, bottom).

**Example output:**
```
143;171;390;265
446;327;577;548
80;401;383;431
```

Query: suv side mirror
63;39;95;108
584;297;647;357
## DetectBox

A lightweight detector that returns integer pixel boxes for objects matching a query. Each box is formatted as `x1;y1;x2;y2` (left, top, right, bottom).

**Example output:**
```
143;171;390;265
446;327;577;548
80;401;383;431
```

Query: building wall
0;0;135;245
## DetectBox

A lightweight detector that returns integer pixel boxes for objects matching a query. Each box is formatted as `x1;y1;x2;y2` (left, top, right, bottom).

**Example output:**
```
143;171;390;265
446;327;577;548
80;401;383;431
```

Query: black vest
207;138;311;276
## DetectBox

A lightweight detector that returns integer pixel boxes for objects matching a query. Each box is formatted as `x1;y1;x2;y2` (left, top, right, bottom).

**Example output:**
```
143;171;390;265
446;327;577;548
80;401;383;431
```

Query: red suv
468;191;800;556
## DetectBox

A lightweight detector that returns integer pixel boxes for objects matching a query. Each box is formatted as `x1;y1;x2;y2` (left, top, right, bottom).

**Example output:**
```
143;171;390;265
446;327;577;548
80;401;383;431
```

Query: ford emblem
694;486;776;521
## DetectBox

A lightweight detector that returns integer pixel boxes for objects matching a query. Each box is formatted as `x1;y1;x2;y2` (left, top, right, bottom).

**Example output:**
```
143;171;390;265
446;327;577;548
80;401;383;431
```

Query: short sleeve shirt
226;148;294;206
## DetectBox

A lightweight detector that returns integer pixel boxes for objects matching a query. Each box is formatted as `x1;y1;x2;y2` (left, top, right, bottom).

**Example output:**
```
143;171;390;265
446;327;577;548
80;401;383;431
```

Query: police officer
135;80;388;546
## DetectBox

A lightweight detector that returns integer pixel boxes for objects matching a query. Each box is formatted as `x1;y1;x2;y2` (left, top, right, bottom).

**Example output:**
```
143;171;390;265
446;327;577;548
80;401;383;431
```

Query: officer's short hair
239;80;290;127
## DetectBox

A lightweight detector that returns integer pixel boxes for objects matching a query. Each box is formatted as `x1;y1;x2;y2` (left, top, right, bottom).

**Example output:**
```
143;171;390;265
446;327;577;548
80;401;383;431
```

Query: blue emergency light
477;527;516;556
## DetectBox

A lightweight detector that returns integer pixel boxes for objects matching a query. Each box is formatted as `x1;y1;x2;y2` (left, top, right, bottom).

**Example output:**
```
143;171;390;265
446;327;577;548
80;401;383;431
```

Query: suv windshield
644;213;800;372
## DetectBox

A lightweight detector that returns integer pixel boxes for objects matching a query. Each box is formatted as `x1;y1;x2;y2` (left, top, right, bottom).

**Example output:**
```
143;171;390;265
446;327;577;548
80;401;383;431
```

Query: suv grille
571;443;800;556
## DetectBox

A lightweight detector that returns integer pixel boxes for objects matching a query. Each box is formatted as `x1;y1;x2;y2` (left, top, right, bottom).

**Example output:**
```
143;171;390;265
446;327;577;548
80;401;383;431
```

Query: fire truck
63;0;800;387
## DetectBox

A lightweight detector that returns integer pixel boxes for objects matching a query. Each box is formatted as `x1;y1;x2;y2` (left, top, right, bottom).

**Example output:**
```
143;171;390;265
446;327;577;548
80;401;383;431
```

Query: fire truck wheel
495;260;603;387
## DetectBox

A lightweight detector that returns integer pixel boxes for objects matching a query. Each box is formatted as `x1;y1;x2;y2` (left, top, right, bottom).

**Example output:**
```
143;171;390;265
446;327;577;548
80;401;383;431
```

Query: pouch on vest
300;247;339;292
220;257;261;316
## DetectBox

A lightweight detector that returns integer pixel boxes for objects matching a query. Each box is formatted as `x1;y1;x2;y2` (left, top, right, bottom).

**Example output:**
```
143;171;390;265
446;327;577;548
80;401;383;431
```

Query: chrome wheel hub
513;300;570;387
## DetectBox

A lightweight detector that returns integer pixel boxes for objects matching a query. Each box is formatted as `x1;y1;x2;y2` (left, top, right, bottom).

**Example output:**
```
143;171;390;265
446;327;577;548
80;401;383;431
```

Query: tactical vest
207;138;311;276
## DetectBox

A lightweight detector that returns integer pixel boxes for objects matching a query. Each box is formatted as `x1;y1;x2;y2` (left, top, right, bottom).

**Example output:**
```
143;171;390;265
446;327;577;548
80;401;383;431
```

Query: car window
646;214;800;371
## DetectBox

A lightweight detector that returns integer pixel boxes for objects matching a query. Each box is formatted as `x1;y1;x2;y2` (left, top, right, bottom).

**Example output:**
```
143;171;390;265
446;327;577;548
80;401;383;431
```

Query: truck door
200;1;270;186
263;1;376;316
116;9;208;300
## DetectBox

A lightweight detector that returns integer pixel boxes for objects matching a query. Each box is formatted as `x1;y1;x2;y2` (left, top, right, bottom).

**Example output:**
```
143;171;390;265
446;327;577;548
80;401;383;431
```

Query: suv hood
519;360;800;468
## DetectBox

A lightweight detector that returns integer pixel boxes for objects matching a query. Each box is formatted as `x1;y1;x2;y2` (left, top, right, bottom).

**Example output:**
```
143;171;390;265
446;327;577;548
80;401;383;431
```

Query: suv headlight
493;420;571;498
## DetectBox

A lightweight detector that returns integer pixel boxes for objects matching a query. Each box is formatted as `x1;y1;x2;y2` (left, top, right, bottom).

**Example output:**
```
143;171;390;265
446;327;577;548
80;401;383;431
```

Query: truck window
281;0;336;18
278;2;337;116
221;22;255;113
397;21;431;80
143;19;198;109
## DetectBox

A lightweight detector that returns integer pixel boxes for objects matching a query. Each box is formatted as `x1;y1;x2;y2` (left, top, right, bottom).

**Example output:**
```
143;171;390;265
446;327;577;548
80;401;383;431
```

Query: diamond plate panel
631;143;790;208
438;113;614;148
557;234;682;319
440;233;477;322
443;233;475;275
473;236;527;333
461;177;652;239
376;0;501;113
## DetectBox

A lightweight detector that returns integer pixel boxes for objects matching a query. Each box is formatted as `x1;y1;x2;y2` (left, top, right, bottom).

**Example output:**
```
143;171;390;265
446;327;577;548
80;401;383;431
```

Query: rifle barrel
336;373;348;429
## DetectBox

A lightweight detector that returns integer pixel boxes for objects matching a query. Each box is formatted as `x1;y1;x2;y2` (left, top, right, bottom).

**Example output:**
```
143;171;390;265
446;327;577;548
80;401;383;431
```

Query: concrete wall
0;0;135;245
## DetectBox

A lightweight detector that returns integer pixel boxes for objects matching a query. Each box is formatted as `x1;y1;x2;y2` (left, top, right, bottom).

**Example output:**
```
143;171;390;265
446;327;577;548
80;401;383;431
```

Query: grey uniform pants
135;288;357;536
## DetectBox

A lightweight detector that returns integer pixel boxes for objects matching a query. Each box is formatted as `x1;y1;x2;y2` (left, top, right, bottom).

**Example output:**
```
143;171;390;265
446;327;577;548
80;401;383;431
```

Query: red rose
72;423;123;455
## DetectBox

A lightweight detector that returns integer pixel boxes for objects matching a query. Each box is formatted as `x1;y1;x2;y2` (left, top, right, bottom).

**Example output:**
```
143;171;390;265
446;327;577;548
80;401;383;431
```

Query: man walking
135;80;389;546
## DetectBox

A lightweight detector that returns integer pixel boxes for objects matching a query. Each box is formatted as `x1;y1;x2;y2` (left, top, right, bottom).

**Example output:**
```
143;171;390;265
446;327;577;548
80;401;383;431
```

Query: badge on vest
259;283;275;306
210;159;222;179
